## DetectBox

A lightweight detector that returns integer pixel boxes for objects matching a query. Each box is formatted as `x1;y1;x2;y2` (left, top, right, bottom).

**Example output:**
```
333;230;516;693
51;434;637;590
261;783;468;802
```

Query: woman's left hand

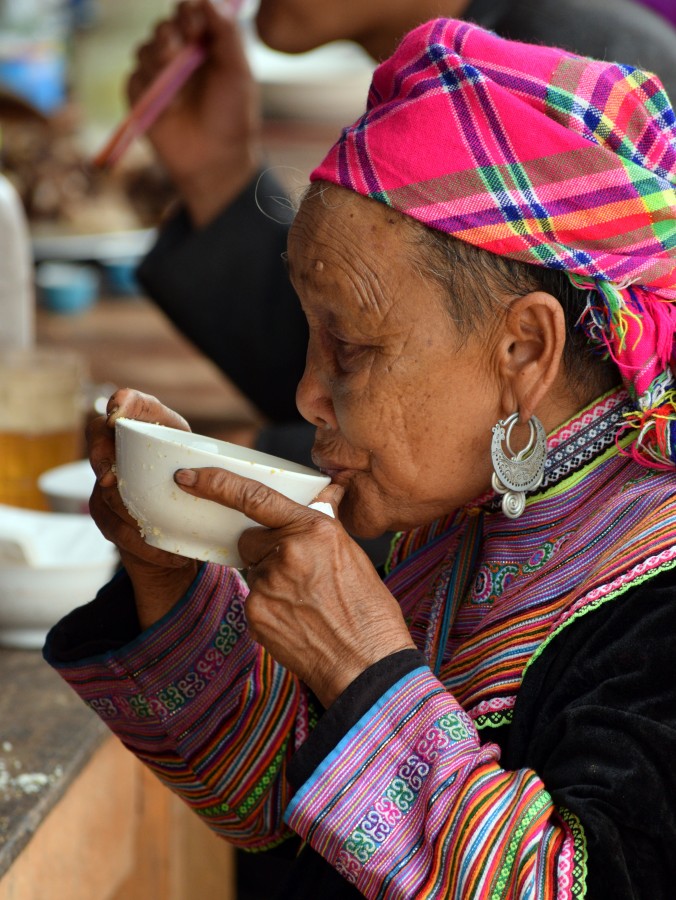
174;467;416;707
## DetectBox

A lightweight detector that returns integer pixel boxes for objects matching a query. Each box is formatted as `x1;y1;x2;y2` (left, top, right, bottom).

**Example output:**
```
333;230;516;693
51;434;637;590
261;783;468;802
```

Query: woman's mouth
318;464;348;480
313;455;356;482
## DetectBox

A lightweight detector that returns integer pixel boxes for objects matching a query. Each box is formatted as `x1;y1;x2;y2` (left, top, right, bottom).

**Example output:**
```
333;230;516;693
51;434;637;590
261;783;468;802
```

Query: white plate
31;226;157;263
38;458;95;514
244;33;375;121
0;503;118;648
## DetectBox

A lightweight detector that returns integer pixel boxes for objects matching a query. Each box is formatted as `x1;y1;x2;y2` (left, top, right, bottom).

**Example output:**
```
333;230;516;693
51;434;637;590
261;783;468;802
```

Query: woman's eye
334;339;369;371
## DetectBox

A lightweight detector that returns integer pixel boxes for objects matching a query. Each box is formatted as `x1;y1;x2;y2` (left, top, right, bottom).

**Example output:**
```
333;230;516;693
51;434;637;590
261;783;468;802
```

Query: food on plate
0;104;177;233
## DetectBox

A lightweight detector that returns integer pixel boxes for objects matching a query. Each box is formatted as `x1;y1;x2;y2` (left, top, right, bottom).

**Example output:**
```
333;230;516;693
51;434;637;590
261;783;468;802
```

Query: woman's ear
497;291;566;422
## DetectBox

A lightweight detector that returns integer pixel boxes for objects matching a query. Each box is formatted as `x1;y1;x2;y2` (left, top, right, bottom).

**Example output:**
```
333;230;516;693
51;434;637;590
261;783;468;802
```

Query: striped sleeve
285;667;584;898
46;562;315;850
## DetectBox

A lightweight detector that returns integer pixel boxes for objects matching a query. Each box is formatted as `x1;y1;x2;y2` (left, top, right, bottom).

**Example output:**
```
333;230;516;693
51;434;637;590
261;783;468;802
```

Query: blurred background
0;0;374;510
0;0;374;245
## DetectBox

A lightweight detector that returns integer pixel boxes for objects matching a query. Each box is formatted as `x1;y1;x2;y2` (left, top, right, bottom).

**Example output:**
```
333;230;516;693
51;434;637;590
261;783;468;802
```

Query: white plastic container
0;173;34;349
38;458;94;514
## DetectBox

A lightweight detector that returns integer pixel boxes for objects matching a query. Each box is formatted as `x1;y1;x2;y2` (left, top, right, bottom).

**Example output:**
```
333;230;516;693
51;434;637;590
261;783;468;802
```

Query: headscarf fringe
568;274;644;355
620;392;676;470
568;273;676;468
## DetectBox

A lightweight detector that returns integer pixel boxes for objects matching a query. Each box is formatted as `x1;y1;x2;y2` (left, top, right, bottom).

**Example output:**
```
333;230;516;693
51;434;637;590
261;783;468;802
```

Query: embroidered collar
533;387;632;494
385;387;676;730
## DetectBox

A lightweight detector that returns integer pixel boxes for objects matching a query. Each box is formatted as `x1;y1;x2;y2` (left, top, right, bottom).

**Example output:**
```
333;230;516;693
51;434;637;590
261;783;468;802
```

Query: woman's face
289;187;503;538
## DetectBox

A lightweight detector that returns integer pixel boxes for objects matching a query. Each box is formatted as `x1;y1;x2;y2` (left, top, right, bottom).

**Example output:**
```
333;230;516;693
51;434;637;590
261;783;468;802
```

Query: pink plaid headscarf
311;18;676;468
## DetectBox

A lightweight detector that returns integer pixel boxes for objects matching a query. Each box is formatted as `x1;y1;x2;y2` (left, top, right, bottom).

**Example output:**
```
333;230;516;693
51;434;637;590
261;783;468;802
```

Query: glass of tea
0;348;87;509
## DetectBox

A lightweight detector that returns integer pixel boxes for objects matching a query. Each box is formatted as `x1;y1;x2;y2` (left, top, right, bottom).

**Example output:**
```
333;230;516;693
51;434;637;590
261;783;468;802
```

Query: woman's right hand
128;0;261;227
87;388;201;629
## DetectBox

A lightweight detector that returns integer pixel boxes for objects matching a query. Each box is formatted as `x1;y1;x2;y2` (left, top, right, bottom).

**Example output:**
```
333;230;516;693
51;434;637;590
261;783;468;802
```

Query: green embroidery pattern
491;790;551;898
475;708;514;731
237;741;290;818
559;807;589;897
525;555;676;678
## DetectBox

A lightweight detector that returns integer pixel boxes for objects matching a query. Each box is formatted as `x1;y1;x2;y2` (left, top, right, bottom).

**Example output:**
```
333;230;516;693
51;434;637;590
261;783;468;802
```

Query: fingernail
331;484;345;504
174;468;197;486
96;460;117;486
106;406;120;425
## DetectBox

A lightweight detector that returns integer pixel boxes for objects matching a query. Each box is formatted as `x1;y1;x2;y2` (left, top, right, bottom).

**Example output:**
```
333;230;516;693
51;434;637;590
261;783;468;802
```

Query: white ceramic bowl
38;458;95;514
115;418;330;568
0;505;118;649
245;35;375;122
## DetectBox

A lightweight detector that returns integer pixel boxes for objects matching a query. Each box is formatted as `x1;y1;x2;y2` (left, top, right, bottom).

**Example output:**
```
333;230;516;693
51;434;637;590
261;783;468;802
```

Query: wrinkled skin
290;189;501;538
89;187;578;707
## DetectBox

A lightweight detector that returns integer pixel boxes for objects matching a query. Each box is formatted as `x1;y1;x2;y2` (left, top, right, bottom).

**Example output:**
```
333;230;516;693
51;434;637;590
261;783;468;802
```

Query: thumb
308;483;345;519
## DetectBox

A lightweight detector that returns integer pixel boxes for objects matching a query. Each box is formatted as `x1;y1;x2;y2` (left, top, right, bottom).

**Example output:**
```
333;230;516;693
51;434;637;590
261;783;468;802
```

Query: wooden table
36;294;264;446
0;650;235;900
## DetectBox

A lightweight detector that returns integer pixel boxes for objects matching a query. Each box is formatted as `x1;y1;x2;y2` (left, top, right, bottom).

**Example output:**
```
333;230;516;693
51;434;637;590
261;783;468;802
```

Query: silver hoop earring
491;413;546;519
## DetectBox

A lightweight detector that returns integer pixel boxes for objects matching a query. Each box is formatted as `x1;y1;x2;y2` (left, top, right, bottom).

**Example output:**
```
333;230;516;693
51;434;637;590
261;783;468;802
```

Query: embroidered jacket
44;390;676;898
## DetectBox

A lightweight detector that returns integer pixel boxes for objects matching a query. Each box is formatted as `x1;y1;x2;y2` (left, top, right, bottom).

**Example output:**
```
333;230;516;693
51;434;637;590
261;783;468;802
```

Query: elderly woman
45;19;676;899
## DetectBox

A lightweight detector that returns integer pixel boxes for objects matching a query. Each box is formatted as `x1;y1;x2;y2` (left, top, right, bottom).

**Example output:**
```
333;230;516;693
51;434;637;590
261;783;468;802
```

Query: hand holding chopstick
92;43;207;170
92;0;246;171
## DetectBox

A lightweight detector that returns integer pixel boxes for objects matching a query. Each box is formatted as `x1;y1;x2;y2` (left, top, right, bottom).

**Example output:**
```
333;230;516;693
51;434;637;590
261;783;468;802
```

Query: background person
47;19;676;898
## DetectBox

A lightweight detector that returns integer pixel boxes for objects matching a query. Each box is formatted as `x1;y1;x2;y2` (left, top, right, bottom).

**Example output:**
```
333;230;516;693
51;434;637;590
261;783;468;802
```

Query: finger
89;480;133;538
105;388;191;432
239;485;344;561
126;10;189;103
177;0;209;43
174;466;322;529
238;525;283;569
241;539;282;582
153;20;187;66
136;21;184;72
95;475;192;569
86;414;117;487
308;483;345;518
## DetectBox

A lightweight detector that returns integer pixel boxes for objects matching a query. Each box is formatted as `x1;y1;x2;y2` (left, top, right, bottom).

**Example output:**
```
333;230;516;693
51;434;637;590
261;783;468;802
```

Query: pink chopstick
92;0;245;170
92;43;206;170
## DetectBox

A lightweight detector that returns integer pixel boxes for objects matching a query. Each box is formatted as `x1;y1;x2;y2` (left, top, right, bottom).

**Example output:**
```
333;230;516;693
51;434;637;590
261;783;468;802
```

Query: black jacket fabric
138;169;308;425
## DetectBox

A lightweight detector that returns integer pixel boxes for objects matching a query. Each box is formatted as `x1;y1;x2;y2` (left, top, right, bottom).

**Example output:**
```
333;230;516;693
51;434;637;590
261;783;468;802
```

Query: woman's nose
296;349;338;431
